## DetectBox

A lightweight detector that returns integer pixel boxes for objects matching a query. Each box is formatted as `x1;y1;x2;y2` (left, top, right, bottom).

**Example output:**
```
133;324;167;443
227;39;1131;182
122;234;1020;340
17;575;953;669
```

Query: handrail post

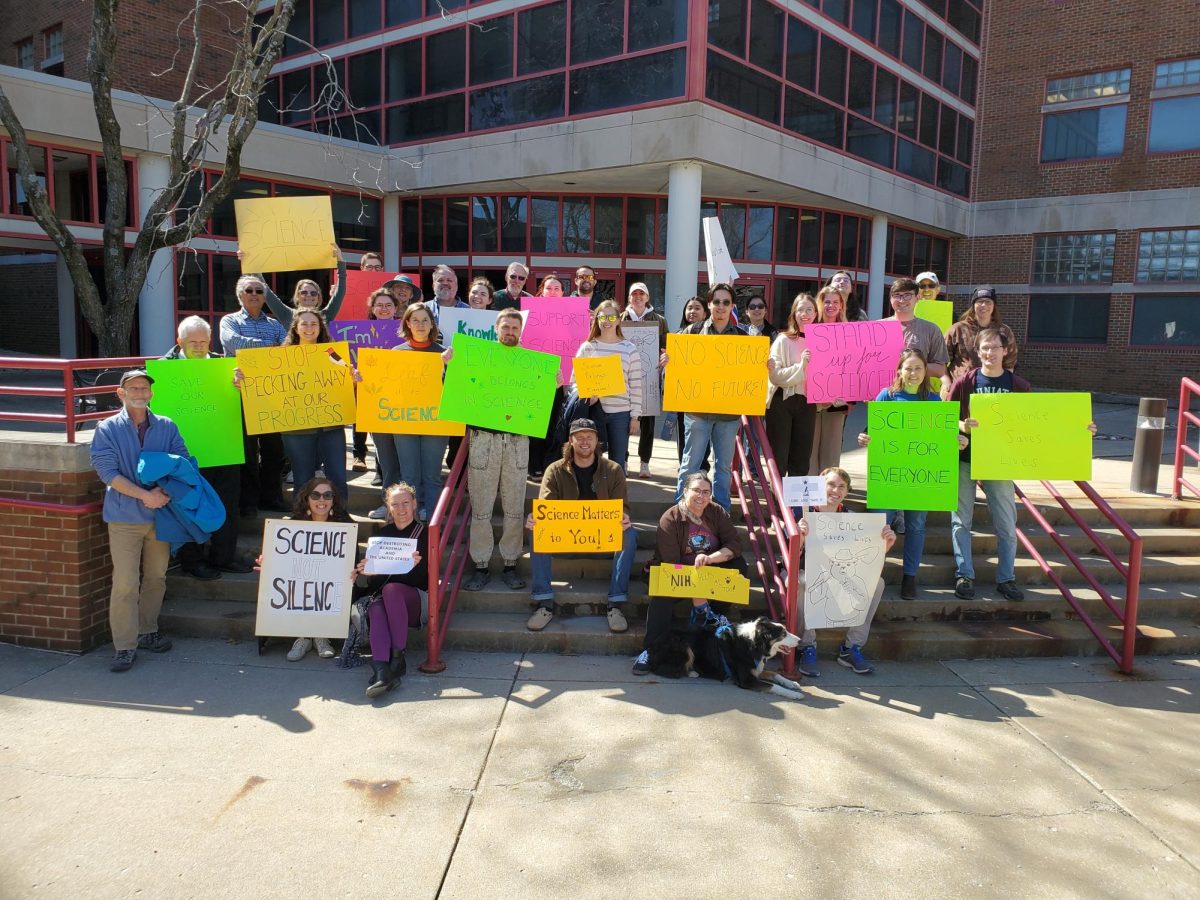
1120;537;1143;675
63;364;76;443
420;519;445;674
1173;378;1192;501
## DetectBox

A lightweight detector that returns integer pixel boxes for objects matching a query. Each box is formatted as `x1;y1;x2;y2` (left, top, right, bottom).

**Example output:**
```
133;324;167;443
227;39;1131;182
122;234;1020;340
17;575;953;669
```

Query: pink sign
805;320;905;403
519;296;591;383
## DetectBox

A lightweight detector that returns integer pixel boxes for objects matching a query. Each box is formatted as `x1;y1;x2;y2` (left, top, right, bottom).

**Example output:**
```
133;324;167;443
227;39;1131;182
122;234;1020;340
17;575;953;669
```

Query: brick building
0;0;1197;387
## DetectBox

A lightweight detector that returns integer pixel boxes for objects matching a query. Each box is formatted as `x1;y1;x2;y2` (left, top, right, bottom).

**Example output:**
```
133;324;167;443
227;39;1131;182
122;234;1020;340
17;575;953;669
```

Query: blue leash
691;604;734;681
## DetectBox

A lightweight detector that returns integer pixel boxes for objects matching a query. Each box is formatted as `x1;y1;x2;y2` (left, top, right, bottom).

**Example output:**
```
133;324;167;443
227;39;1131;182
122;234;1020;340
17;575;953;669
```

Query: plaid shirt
219;308;286;354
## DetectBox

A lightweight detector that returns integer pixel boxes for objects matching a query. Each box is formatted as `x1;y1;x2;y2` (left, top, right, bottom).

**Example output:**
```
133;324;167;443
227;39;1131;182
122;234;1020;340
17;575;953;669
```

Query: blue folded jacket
137;451;227;552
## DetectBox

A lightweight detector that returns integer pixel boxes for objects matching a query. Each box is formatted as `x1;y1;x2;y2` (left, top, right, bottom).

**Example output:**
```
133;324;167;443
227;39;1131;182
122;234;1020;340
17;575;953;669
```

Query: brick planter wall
0;439;111;652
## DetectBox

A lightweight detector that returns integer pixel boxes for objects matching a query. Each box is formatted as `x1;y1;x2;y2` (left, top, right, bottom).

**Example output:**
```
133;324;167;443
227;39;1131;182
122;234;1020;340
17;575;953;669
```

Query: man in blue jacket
90;370;189;672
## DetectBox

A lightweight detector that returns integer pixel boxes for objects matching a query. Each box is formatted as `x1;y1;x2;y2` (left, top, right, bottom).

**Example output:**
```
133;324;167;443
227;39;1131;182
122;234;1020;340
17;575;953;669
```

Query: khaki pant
467;430;528;567
107;522;170;651
809;409;848;475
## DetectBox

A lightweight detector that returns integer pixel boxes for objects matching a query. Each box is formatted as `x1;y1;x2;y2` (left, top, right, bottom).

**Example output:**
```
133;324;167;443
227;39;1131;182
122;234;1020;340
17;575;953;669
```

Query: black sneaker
185;561;222;581
632;650;651;675
214;557;254;574
462;568;491;591
900;574;918;600
955;577;975;600
996;581;1025;601
137;631;173;653
110;649;136;672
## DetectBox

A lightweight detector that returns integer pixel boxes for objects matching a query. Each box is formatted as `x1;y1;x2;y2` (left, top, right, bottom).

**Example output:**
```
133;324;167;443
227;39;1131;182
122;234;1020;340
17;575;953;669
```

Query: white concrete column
136;154;175;355
382;194;401;270
663;161;703;328
867;213;888;320
56;253;76;357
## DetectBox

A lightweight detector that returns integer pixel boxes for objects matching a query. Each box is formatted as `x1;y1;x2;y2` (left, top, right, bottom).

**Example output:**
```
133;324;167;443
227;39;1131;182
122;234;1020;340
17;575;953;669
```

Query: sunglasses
711;299;733;306
242;287;265;294
747;304;766;310
577;275;596;281
298;289;319;296
598;314;619;323
309;490;334;500
509;274;527;281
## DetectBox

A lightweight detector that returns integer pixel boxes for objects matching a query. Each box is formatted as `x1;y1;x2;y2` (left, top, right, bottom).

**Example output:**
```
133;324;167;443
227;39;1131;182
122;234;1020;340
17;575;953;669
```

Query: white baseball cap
915;271;940;288
627;282;649;296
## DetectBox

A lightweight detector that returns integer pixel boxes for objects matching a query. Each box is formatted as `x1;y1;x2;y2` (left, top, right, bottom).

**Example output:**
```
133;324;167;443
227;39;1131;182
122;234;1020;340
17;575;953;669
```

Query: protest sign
622;321;663;417
356;348;464;436
438;333;559;437
781;475;827;508
573;355;626;398
806;321;905;403
663;333;770;416
802;512;887;629
333;270;395;321
236;341;356;435
532;499;623;552
145;358;245;468
648;564;751;605
364;536;418;575
914;299;954;334
520;296;591;383
255;518;358;639
437;306;504;348
235;196;336;273
327;320;405;363
865;400;960;511
970;392;1093;481
702;216;740;285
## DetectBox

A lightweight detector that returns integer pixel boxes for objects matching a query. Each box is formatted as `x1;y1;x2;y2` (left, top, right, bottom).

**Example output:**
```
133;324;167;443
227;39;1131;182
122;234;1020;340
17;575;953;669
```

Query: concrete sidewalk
1;640;1197;898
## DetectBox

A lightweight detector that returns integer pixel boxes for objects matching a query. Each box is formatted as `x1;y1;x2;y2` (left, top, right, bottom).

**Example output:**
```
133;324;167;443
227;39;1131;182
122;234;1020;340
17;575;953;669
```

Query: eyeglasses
711;299;733;306
747;304;766;311
242;287;265;294
309;490;334;500
598;314;619;323
298;289;319;296
508;274;527;281
891;292;917;301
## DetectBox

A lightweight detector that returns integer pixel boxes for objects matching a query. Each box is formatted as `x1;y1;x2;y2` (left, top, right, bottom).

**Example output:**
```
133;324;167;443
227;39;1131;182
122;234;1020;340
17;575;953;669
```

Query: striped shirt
575;338;644;418
219;308;287;354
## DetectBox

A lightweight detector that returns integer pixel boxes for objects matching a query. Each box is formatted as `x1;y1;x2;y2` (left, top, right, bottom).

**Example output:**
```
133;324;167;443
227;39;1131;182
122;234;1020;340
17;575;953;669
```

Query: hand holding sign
649;564;751;605
802;512;886;629
255;519;358;638
663;333;770;416
806;321;905;403
573;355;626;398
235;196;336;273
969;393;1093;480
781;476;827;508
531;500;623;552
365;537;418;574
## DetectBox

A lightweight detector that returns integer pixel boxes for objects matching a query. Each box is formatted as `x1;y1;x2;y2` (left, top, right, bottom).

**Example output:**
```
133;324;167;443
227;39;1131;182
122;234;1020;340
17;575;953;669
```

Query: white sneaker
368;504;387;520
314;638;335;658
639;463;651;478
286;637;312;661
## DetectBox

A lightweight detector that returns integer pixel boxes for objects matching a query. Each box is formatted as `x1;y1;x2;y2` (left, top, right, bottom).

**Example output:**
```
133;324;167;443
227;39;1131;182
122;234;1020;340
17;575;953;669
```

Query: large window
1041;69;1130;163
1032;233;1116;285
1;139;135;226
1136;229;1200;283
886;225;949;277
1149;59;1200;154
1131;295;1200;347
1027;294;1110;345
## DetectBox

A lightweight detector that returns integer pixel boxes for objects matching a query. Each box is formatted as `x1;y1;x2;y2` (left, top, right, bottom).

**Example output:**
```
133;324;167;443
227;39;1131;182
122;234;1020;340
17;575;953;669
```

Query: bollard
1130;397;1167;494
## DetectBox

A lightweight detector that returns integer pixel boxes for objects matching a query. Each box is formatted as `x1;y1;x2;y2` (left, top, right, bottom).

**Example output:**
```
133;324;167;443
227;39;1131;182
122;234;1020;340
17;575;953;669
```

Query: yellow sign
573;355;626;398
531;499;623;552
235;195;337;273
648;564;751;605
356;348;465;436
663;333;770;416
236;342;356;435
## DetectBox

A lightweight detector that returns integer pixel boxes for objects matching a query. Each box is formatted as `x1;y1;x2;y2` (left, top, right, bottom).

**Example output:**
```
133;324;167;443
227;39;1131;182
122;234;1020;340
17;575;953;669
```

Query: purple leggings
368;583;421;661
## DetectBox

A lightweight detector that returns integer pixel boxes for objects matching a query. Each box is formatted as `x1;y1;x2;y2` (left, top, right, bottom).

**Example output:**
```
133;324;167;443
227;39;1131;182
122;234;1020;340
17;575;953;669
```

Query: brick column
0;440;111;651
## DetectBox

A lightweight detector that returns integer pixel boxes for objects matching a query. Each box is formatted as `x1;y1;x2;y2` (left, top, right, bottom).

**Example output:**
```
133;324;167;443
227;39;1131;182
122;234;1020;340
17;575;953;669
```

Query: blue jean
951;463;1018;584
881;508;928;576
531;525;637;606
604;410;631;469
677;414;739;510
372;432;403;498
282;428;348;503
395;434;448;514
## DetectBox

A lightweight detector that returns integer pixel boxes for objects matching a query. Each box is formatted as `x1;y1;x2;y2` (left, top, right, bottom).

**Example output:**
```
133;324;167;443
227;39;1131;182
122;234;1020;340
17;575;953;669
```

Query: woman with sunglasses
945;287;1018;387
743;294;778;341
255;476;355;662
575;300;644;471
235;243;346;329
809;285;852;475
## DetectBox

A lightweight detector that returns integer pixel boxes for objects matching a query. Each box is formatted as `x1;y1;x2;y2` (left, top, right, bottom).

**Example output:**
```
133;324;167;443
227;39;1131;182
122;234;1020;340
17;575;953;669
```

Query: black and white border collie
647;616;805;701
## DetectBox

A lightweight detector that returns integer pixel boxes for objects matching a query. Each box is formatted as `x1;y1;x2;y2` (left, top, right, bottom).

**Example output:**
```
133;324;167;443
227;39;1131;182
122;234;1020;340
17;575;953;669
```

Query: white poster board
365;536;417;575
782;476;827;508
802;512;886;629
436;306;505;348
622;321;663;418
702;216;740;286
255;519;358;639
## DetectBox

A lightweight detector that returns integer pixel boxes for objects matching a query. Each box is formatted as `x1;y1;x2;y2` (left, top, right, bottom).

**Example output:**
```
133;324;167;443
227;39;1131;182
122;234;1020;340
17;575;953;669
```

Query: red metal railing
1172;377;1200;501
1012;480;1143;674
419;434;472;674
730;415;802;677
0;355;150;442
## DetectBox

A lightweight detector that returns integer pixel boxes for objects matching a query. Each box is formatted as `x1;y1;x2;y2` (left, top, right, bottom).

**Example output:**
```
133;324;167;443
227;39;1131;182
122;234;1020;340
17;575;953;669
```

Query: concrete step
156;598;1200;664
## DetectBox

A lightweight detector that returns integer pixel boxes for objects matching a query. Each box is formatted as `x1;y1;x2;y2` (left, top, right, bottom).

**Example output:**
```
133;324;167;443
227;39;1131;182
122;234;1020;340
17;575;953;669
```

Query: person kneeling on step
524;418;637;633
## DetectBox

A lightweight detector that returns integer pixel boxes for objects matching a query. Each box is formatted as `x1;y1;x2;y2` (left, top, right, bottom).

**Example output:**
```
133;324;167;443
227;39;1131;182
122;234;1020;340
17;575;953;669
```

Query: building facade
1;0;1196;396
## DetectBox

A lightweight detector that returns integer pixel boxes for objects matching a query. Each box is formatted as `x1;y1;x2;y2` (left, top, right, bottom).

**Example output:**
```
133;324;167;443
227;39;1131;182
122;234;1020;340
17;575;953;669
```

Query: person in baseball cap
915;271;941;302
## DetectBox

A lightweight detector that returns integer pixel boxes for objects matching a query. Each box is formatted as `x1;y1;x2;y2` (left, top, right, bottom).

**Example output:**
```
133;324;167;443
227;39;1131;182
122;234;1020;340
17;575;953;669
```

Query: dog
646;615;806;701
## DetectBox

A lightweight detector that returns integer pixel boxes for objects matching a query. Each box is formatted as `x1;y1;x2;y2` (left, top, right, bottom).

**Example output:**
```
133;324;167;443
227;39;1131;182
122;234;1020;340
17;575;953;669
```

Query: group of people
90;252;1079;688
